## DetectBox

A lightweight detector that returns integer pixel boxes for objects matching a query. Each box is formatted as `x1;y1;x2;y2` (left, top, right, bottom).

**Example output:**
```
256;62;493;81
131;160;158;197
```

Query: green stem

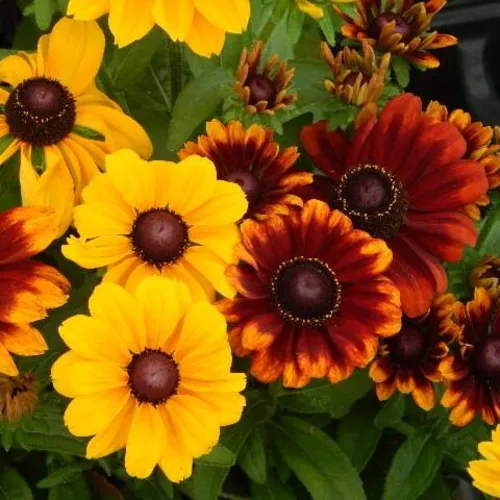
390;421;415;437
149;65;171;113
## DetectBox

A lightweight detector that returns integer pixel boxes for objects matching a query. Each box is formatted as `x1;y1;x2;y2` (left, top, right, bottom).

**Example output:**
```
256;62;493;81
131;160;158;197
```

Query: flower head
0;372;39;422
471;256;500;300
336;0;457;68
441;288;500;426
370;294;458;410
51;277;246;481
0;206;69;376
67;0;250;56
235;41;297;115
301;93;488;317
0;18;152;237
179;120;312;220
62;150;248;300
218;199;401;388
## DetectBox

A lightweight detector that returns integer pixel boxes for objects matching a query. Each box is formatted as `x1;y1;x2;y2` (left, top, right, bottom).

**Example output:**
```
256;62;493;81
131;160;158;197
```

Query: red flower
301;93;488;317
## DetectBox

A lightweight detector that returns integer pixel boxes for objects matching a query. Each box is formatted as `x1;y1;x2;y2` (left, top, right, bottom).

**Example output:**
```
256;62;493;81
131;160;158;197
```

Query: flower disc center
5;77;76;147
343;72;370;87
132;209;188;266
347;171;388;212
371;13;412;43
127;349;179;405
225;170;261;206
474;337;500;381
272;257;340;326
247;75;277;105
388;326;426;365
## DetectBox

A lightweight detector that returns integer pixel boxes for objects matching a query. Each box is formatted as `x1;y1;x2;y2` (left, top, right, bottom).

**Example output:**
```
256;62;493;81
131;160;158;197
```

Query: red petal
296;327;334;379
406;52;440;69
345;117;377;169
292;174;335;204
225;265;269;298
242;312;284;350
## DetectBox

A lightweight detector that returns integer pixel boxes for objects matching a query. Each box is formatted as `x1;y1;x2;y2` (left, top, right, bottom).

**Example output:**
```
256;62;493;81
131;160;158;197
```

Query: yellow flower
62;150;248;300
0;17;152;238
468;425;500;498
51;277;246;481
67;0;251;57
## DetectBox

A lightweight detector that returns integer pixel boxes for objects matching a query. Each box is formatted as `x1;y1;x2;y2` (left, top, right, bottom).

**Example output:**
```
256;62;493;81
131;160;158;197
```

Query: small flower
0;372;39;422
471;256;500;301
235;41;297;115
51;277;246;481
301;93;488;317
62;150;248;299
370;294;459;410
441;288;500;426
468;425;500;498
218;199;401;388
179;120;312;220
0;18;152;237
67;0;250;56
336;0;457;68
0;206;70;376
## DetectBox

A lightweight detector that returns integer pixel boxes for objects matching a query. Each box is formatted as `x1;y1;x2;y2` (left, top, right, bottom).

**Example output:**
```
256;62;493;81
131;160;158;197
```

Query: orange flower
301;93;488;318
336;0;457;68
441;288;500;426
179;120;312;220
218;199;401;388
370;294;459;410
0;206;69;376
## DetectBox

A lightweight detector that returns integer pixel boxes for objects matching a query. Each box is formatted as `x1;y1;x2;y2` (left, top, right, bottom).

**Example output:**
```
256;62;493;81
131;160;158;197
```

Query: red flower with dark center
370;293;459;410
300;93;488;317
440;288;500;426
218;199;401;388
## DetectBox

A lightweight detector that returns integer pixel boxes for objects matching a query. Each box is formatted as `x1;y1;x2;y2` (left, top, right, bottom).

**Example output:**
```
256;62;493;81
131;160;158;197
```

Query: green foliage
0;464;33;500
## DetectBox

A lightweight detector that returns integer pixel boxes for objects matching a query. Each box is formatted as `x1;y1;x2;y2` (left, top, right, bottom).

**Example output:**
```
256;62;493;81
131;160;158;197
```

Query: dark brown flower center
333;165;408;240
127;349;179;405
343;72;370;87
225;170;261;206
473;338;500;382
131;209;189;266
482;265;500;280
371;13;412;43
247;74;277;106
5;77;76;147
271;257;341;326
388;326;426;366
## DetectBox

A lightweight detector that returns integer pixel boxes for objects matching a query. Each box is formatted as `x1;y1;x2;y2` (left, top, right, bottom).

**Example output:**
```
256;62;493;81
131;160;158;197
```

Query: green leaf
33;0;57;30
327;106;358;130
196;444;236;468
0;464;33;500
276;368;372;416
237;429;267;483
166;67;231;151
391;56;411;88
263;14;295;61
374;393;406;429
72;125;105;142
48;474;92;500
476;206;500;255
419;474;452;500
270;416;366;500
318;9;344;47
287;7;305;45
250;0;274;37
337;396;382;472
0;153;21;212
0;50;15;61
382;431;443;500
31;146;45;173
127;469;173;500
37;463;93;489
250;472;295;500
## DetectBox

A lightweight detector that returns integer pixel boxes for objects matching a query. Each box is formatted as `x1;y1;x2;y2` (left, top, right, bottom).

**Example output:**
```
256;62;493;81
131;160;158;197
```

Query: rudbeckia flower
0;206;70;376
179;120;312;220
369;294;459;410
67;0;250;56
336;0;457;68
301;93;488;317
0;17;152;237
440;288;500;426
468;425;500;498
62;150;248;299
51;277;246;481
218;199;401;388
471;256;500;300
0;372;39;422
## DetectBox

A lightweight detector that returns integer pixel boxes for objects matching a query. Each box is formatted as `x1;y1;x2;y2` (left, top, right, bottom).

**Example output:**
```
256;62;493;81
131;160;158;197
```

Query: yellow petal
45;18;105;96
188;224;240;263
183;246;236;298
81;169;132;212
109;0;155;48
162;261;215;303
68;0;110;19
59;315;131;365
180;372;246;393
134;276;191;350
183;180;247;226
51;351;128;398
64;387;130;437
62;235;133;269
0;53;35;87
103;255;141;287
125;403;166;478
88;282;146;354
478;441;500;462
73;202;133;238
184;12;226;57
0;342;18;376
193;0;249;33
152;0;194;41
0;139;21;166
124;261;159;291
296;0;324;19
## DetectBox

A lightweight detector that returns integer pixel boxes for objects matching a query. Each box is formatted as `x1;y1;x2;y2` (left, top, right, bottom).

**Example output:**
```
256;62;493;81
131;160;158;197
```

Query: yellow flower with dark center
0;372;39;422
471;256;500;301
0;206;70;376
235;41;297;115
62;150;248;299
51;277;246;481
0;17;152;237
67;0;250;56
369;294;459;410
468;425;500;498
